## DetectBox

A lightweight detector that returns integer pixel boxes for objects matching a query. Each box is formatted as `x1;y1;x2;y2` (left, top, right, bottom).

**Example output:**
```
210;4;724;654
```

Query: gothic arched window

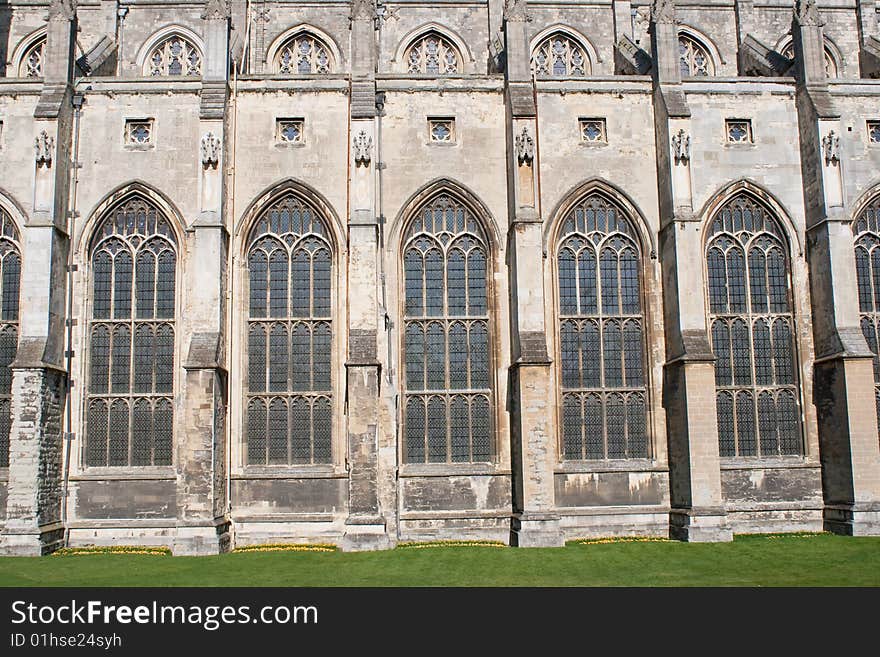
145;35;202;76
85;196;177;467
403;194;492;463
556;193;648;460
781;42;838;78
853;194;880;438
274;32;334;75
0;211;20;468
19;36;45;78
246;193;333;465
706;193;802;457
405;32;462;75
531;33;590;77
678;33;713;77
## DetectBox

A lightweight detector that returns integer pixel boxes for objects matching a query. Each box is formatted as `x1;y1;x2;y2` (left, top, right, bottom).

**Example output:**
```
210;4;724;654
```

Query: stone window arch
780;40;839;78
402;193;493;463
678;32;714;77
245;192;334;465
852;192;880;437
17;33;46;78
531;31;592;77
0;210;20;468
555;192;648;460
404;31;462;76
85;195;178;467
705;193;802;457
143;33;202;76
273;31;335;75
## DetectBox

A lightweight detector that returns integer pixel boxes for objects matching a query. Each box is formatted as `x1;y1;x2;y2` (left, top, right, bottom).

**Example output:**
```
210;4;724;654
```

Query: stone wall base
824;504;880;536
509;513;565;547
669;508;734;542
172;520;232;556
339;515;395;552
726;506;824;534
0;521;64;555
559;508;670;539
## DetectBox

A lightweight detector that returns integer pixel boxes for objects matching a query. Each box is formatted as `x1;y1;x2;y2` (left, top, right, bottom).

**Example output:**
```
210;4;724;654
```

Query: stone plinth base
339;515;394;552
172;520;231;556
824;504;880;536
510;513;565;547
0;521;65;555
669;508;733;542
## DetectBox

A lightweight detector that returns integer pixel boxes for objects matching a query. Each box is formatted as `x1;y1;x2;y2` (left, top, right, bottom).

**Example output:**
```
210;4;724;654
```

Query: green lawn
1;534;877;587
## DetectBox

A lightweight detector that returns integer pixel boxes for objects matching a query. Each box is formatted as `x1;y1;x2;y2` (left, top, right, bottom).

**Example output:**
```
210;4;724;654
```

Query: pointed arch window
556;193;648;460
85;196;177;467
145;35;202;76
19;36;46;78
531;33;590;77
405;32;462;75
706;193;802;457
0;211;20;468
246;193;333;465
403;194;493;463
853;194;880;440
678;33;713;77
781;42;838;78
274;32;334;75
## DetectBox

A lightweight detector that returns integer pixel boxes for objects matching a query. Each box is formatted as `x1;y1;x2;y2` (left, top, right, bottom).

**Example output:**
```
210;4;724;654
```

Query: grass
0;533;877;587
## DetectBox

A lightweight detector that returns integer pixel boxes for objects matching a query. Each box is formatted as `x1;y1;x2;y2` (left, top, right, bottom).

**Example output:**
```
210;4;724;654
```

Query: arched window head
274;32;334;75
0;210;20;468
146;35;202;76
556;193;648;460
678;33;713;77
402;193;493;463
852;193;880;439
781;42;837;78
19;36;46;78
405;32;462;75
532;33;590;77
706;193;802;458
85;196;178;467
246;193;334;465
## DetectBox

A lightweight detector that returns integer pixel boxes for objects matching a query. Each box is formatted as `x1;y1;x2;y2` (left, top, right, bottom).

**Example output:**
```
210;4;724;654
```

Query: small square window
125;119;153;145
868;120;880;144
429;117;455;143
579;118;607;143
277;118;304;144
726;119;753;144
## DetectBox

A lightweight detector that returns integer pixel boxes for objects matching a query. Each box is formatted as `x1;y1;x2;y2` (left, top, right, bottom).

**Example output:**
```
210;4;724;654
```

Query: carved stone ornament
822;130;840;165
671;128;690;164
650;0;676;25
201;0;230;21
48;0;76;21
34;130;54;168
353;130;372;167
351;0;375;21
503;0;532;23
515;126;534;165
794;0;825;27
201;132;221;169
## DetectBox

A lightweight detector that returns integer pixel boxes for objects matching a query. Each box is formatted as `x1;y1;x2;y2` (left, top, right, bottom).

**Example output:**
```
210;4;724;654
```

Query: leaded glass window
853;194;880;440
678;34;713;77
275;33;333;75
246;193;333;465
405;33;461;76
557;193;648;460
146;36;201;76
403;194;492;463
0;211;20;468
706;193;802;457
19;37;45;78
85;196;177;467
532;33;589;77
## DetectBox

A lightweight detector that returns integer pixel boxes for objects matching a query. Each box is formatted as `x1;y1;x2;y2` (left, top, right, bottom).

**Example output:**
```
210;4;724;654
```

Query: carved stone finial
353;130;372;167
201;132;221;169
671;129;690;164
650;0;676;24
515;126;534;165
794;0;825;27
822;130;840;165
201;0;230;20
48;0;76;21
503;0;532;23
35;131;54;168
